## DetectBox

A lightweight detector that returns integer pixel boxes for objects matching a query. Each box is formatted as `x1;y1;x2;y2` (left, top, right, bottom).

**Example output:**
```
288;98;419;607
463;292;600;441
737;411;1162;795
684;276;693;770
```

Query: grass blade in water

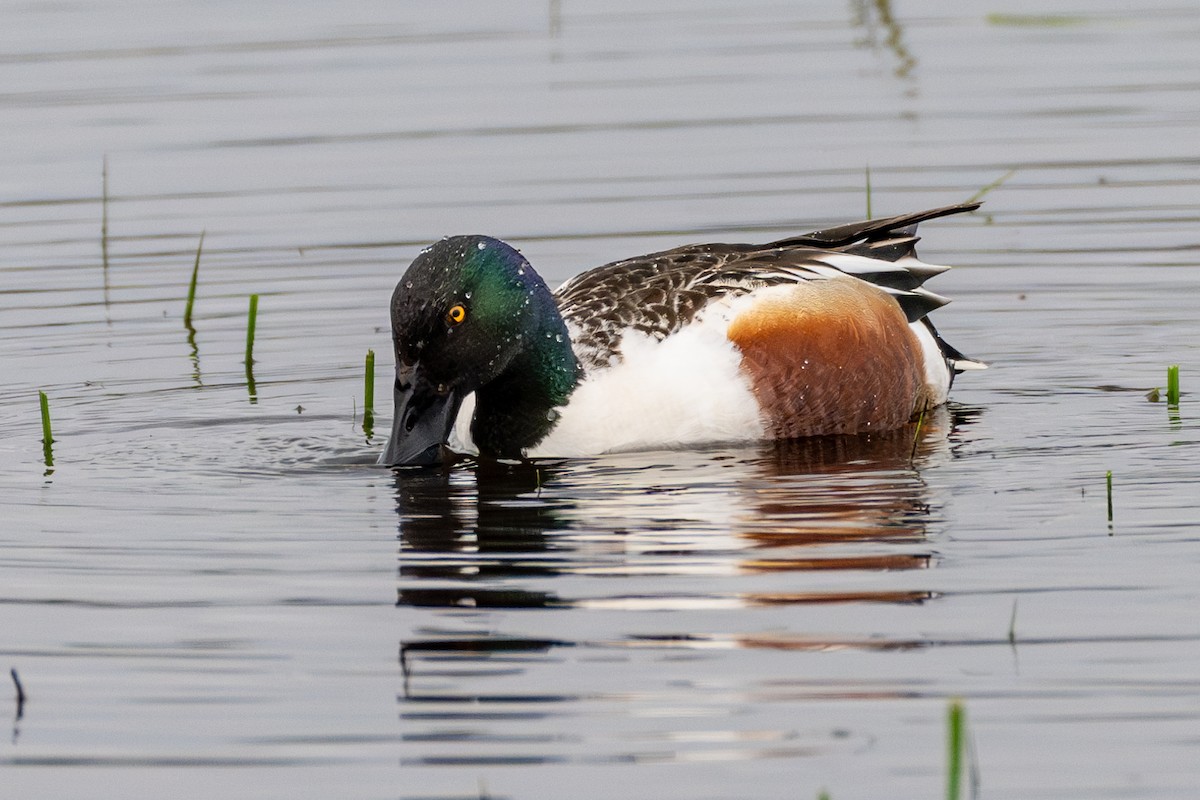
966;168;1016;204
39;391;53;445
244;294;259;403
184;231;204;329
245;294;259;366
39;390;55;468
1106;470;1114;524
947;698;965;800
865;164;872;218
1167;364;1180;406
364;349;376;438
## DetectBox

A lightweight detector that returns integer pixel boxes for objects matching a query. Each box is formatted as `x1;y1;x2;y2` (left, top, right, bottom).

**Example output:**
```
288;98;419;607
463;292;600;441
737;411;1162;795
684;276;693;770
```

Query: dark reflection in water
394;406;977;713
394;459;568;563
390;409;984;768
393;407;976;609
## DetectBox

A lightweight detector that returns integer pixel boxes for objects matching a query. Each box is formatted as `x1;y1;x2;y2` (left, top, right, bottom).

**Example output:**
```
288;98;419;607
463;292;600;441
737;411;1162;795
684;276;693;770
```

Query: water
4;1;1200;797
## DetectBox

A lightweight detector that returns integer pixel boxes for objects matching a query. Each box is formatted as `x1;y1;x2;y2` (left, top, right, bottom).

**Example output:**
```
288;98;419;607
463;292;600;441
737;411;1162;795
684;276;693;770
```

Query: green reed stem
362;349;376;438
947;698;965;800
39;391;53;445
364;349;376;415
865;164;873;218
910;407;926;463
966;168;1016;204
184;231;204;329
1106;470;1114;522
245;294;259;365
39;390;55;468
1167;364;1180;406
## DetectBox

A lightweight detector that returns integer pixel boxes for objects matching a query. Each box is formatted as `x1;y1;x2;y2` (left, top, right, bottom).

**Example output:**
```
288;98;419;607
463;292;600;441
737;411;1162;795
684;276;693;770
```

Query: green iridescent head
382;235;579;465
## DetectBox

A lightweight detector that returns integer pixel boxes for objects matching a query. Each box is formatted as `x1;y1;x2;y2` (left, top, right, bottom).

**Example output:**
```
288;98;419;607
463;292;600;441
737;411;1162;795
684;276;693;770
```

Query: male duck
381;202;985;466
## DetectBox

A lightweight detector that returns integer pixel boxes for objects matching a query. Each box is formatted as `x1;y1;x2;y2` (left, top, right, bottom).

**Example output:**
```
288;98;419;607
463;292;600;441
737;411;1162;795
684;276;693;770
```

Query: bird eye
446;304;467;325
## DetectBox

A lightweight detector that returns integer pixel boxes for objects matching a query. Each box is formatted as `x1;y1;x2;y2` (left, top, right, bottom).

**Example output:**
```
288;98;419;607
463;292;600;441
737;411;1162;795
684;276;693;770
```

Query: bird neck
471;317;580;459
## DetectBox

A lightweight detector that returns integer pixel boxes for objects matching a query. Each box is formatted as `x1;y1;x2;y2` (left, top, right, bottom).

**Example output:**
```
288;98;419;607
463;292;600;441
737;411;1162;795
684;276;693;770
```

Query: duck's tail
778;202;988;374
769;202;981;251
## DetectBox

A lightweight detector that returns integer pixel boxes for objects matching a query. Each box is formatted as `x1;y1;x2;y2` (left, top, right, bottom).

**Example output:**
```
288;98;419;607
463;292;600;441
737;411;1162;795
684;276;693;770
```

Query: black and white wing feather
553;202;981;373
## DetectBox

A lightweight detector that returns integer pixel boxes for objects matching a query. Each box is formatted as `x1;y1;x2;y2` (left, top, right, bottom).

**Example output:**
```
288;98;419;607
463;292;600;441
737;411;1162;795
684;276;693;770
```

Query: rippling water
4;1;1200;798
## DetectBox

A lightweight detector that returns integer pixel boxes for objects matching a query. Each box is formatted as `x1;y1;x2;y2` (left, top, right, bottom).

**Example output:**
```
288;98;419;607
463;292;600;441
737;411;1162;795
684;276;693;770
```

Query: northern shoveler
380;202;985;466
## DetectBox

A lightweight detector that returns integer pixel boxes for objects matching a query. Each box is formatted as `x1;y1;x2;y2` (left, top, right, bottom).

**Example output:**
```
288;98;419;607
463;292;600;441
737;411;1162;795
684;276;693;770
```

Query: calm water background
3;1;1200;798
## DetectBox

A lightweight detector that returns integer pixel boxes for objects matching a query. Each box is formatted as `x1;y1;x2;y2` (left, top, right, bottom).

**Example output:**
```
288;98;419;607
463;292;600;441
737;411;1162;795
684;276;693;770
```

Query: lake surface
3;1;1200;797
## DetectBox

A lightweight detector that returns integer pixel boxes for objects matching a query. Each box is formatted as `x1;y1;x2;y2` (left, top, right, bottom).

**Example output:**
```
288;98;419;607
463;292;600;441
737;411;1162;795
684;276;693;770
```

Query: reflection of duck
742;406;950;548
732;406;959;607
391;404;988;615
393;462;570;610
381;204;985;466
393;406;984;694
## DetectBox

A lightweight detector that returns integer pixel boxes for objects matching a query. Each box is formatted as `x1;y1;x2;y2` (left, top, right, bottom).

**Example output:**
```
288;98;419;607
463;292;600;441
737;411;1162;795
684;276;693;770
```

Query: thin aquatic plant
245;294;259;366
363;349;376;438
1007;598;1018;645
910;407;926;463
184;231;204;329
11;668;25;719
245;361;258;404
364;349;376;415
947;698;966;800
1167;364;1180;406
244;295;260;403
39;391;53;446
39;390;54;469
965;169;1016;204
865;164;873;218
1106;470;1113;523
986;13;1087;27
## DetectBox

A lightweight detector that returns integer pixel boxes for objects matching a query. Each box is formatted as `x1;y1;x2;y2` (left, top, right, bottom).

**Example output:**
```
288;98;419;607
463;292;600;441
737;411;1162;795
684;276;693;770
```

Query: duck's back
554;203;979;372
536;203;982;454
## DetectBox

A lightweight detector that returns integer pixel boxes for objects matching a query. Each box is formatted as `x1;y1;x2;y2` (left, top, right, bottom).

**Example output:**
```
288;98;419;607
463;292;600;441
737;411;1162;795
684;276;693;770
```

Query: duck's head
381;235;579;467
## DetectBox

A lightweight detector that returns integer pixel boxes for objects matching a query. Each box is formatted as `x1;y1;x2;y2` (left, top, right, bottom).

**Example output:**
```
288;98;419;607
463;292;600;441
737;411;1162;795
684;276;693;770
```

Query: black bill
381;363;464;467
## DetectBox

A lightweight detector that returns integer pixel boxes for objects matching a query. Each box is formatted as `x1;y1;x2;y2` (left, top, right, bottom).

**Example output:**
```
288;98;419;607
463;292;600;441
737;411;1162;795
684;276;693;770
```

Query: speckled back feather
553;202;979;372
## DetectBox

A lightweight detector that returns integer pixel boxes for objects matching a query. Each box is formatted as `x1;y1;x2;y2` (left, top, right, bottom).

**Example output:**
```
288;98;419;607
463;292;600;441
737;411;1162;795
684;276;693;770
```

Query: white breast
446;311;766;458
531;316;766;457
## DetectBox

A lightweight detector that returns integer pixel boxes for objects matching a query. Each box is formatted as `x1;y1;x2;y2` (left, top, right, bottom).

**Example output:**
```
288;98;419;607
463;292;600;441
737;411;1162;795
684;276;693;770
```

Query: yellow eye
446;304;467;325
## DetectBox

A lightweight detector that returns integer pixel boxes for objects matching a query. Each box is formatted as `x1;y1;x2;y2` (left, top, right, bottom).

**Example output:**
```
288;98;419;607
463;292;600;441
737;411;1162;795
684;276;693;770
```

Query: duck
380;202;985;467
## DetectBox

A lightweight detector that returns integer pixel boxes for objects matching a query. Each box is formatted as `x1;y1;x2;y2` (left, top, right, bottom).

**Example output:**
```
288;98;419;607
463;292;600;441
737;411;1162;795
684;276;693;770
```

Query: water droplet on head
554;333;563;343
476;242;486;251
405;281;413;289
517;267;525;275
464;291;472;300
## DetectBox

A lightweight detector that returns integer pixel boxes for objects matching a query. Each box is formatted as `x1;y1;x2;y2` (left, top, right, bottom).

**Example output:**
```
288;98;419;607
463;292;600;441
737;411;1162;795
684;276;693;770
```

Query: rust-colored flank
727;277;928;437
